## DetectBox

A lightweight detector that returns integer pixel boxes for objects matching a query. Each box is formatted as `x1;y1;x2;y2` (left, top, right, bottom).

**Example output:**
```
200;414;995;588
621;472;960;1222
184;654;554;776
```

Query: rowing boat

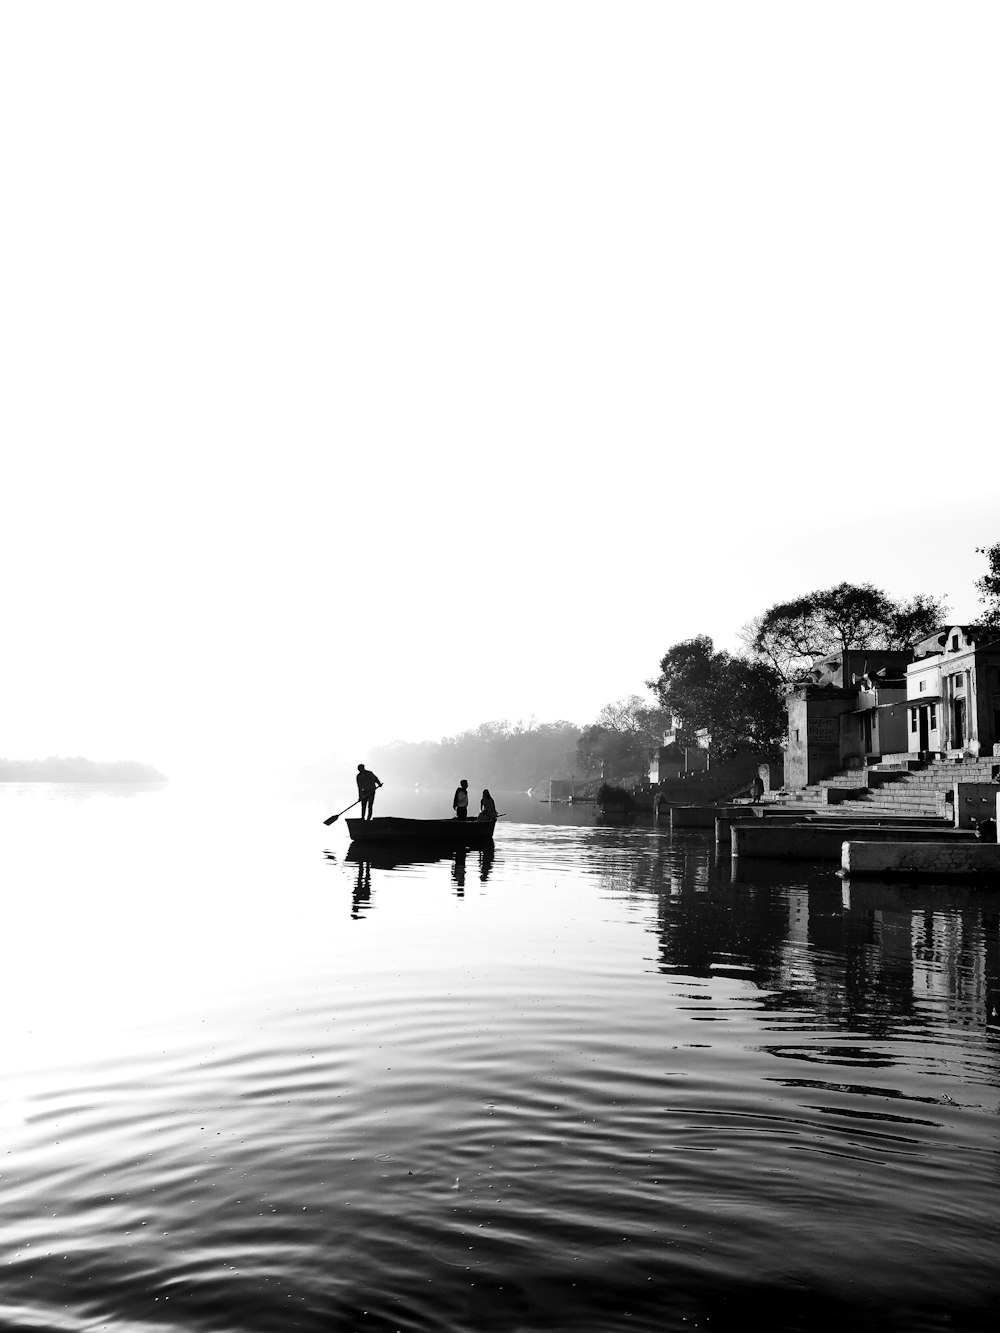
344;815;497;845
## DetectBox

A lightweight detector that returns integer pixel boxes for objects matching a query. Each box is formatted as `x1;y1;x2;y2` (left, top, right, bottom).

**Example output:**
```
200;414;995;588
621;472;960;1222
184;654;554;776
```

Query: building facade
783;649;912;789
648;718;710;784
906;625;1000;758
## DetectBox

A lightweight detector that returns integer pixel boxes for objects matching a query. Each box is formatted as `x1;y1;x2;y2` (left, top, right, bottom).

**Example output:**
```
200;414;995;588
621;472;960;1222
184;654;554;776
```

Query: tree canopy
975;543;1000;631
370;719;581;791
646;636;785;760
741;582;948;683
575;695;668;781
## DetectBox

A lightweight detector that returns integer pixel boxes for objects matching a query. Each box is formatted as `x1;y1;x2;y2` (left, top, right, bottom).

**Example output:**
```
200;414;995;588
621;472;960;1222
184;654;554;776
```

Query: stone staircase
773;755;1000;821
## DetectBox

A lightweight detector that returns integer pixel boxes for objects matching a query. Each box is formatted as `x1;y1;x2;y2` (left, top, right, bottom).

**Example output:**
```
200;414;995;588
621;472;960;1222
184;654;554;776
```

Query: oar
323;799;360;826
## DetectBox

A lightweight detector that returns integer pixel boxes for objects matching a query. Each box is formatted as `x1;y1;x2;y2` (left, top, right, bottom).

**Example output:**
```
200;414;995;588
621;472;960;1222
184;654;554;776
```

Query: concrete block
671;804;745;830
714;812;756;844
841;840;1000;879
734;823;975;863
953;782;1000;829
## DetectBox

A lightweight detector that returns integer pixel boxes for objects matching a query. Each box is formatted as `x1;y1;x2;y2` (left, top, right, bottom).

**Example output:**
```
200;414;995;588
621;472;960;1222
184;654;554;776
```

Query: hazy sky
3;2;998;777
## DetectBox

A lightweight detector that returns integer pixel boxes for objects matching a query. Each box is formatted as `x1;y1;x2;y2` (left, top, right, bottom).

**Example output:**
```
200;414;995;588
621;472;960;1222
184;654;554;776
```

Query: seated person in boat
479;789;497;820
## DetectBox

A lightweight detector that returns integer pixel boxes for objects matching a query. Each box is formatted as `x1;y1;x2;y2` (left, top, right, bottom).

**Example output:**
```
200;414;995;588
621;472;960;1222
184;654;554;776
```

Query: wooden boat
344;815;497;845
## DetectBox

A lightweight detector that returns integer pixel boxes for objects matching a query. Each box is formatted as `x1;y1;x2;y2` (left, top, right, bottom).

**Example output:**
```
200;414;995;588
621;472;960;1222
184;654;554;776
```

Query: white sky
2;1;998;777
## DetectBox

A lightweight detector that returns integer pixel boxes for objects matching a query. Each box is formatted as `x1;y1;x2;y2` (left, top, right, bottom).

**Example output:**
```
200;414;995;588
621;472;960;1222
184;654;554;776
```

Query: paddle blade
323;814;339;826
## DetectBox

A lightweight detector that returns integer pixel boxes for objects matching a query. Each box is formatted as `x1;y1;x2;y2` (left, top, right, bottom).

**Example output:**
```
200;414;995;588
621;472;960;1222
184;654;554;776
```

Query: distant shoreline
0;758;167;783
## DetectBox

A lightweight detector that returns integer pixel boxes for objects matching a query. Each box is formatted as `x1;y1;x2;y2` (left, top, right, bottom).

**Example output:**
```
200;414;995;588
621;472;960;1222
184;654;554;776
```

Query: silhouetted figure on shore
749;774;764;804
453;779;469;820
357;764;382;820
479;789;497;820
975;816;997;843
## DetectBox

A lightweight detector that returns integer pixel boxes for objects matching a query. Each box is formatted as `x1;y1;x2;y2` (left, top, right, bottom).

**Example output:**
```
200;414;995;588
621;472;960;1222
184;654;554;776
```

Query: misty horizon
4;2;996;783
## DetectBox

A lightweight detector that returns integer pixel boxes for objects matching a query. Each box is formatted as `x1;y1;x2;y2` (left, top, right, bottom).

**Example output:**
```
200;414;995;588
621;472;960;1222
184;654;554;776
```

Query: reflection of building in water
607;829;1000;1034
644;840;806;982
911;909;994;1024
601;835;717;905
597;845;652;900
771;888;818;997
988;919;1000;1025
672;842;713;893
844;890;1000;1028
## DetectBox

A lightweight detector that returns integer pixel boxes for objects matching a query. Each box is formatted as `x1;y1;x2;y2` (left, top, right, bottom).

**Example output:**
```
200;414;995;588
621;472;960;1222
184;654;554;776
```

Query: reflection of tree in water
607;832;1000;1039
649;840;798;987
595;833;789;985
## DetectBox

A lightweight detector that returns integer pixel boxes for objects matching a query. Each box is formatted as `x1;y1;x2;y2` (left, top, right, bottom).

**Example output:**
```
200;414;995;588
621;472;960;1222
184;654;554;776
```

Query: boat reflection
346;839;461;870
342;839;497;914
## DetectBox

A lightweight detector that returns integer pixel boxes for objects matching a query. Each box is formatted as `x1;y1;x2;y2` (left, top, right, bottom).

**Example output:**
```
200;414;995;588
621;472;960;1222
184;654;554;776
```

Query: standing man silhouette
453;778;469;821
356;764;382;821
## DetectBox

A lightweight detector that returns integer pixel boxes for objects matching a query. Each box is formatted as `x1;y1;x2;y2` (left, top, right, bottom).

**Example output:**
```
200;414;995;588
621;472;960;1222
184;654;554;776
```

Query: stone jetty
660;753;1000;875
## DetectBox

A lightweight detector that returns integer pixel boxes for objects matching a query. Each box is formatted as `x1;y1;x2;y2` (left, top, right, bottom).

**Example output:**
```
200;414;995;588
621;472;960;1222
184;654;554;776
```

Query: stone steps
772;754;999;822
851;797;949;816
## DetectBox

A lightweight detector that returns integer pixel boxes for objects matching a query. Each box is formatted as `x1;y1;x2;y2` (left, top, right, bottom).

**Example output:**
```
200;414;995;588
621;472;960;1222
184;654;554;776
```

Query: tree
741;582;948;683
889;593;951;649
645;638;718;744
575;695;667;781
371;719;582;790
646;636;785;761
975;543;1000;630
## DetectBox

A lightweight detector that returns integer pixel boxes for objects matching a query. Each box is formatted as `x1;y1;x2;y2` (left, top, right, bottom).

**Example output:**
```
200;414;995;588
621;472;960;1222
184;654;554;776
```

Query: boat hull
344;816;497;845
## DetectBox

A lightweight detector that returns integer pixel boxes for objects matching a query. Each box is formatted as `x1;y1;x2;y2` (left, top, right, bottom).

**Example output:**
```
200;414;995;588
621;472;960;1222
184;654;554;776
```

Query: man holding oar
356;763;382;821
321;762;383;826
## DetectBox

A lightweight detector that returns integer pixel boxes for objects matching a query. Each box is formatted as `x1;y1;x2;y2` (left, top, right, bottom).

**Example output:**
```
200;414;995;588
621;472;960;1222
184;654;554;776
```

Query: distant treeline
0;757;167;782
371;720;582;791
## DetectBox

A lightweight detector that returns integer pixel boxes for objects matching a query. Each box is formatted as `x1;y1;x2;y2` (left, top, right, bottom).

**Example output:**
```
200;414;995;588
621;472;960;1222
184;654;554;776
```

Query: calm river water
1;781;998;1332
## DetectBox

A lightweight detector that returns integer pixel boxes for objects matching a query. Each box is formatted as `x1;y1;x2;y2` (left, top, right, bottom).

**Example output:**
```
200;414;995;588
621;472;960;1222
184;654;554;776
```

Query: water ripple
2;792;1000;1330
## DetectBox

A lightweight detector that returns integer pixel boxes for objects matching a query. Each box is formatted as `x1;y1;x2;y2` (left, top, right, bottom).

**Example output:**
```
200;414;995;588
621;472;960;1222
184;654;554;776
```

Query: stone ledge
842;840;1000;879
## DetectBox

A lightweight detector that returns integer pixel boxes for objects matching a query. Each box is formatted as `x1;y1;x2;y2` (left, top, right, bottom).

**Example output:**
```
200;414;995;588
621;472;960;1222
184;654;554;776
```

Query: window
919;679;926;692
929;704;937;729
910;711;918;733
951;634;959;651
794;729;800;743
